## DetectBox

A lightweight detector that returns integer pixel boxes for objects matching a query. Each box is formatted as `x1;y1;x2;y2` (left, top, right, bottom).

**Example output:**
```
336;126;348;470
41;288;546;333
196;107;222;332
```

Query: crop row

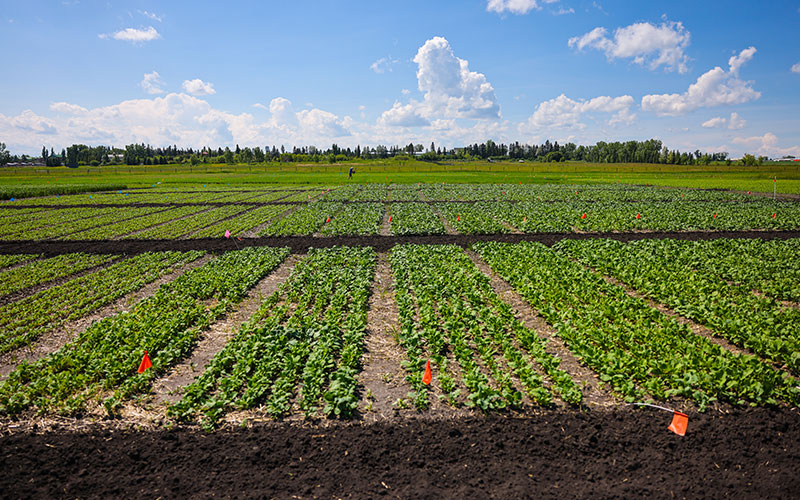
435;203;510;234
0;207;119;240
259;202;342;236
475;241;799;409
0;251;203;354
320;203;383;235
0;254;37;270
390;244;582;411
389;203;445;235
191;205;290;238
125;205;252;239
0;246;289;416
0;252;114;298
557;238;800;375
69;206;206;239
169;246;375;427
621;238;800;304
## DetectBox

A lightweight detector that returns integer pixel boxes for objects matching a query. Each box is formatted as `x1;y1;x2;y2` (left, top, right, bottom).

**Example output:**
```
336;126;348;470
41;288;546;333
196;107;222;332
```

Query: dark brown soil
1;407;797;499
2;229;799;256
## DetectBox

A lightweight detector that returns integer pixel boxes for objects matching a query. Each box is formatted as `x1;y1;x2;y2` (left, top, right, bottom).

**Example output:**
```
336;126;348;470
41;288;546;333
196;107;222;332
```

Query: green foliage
169;246;376;428
475;241;799;410
0;247;289;416
390;244;582;411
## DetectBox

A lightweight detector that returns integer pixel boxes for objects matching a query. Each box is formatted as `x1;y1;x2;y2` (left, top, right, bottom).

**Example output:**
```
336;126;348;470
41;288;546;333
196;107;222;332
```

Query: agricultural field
0;179;798;498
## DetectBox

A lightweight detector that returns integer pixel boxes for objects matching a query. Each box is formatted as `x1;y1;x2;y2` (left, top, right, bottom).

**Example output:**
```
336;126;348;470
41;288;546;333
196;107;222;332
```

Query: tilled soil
1;407;798;499
2;229;800;256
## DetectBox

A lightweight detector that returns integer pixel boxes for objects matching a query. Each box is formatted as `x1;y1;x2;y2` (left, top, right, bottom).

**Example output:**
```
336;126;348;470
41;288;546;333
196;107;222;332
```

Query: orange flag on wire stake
422;360;432;385
581;213;587;219
636;213;641;219
668;412;689;436
137;351;152;374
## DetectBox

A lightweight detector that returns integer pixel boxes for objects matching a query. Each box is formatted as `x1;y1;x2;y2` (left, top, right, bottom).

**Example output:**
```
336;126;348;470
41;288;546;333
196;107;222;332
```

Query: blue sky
1;0;799;157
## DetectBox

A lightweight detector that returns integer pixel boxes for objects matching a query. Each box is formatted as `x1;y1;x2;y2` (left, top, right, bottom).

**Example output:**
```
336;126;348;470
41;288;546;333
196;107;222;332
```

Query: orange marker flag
668;411;689;436
137;350;153;374
523;216;527;223
388;216;392;223
581;213;587;219
713;213;717;219
326;216;331;223
422;360;432;385
772;213;777;218
636;213;641;219
457;215;461;221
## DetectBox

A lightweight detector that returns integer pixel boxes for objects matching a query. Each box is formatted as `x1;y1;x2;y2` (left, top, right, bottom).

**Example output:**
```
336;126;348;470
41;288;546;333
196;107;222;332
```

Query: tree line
0;139;770;167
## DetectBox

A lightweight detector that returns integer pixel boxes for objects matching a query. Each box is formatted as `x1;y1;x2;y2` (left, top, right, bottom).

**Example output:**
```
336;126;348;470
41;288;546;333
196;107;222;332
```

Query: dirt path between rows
465;249;617;409
357;253;412;421
126;254;303;417
0;255;211;381
5;229;799;256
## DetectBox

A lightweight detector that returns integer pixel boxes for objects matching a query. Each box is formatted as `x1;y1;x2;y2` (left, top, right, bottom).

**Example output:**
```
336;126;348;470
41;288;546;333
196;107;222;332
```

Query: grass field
2;160;800;194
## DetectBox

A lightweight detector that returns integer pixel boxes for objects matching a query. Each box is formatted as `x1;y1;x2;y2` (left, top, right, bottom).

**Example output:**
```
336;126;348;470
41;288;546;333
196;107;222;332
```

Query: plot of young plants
0;246;289;417
390;244;582;411
169;246;376;428
474;241;799;409
557;238;800;375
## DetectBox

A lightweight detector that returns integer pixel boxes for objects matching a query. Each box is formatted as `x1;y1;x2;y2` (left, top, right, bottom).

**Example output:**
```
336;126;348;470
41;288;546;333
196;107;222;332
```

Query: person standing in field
349;166;354;179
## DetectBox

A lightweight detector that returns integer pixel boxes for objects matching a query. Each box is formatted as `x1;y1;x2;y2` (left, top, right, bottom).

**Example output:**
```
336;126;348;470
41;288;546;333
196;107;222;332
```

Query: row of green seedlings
475;241;800;409
672;238;800;303
125;205;253;239
431;200;800;234
390;244;582;411
0;207;141;240
259;202;342;236
0;253;38;270
0;251;202;355
0;184;127;201
0;252;114;298
169;246;376;428
71;206;206;239
389;203;446;235
558;238;800;376
416;184;751;202
191;205;291;238
0;246;290;417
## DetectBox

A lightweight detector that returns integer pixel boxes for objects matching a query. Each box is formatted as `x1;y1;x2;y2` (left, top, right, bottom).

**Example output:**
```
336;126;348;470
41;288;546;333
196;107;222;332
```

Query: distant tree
741;154;757;166
0;143;10;166
41;146;48;164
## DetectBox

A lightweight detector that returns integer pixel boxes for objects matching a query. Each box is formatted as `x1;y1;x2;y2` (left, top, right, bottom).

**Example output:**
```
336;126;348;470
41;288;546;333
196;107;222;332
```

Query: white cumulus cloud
642;47;760;116
99;26;161;43
378;36;500;127
701;116;726;128
791;62;800;74
140;71;165;95
379;101;430;127
486;0;557;15
182;79;216;96
732;132;800;157
522;94;635;130
568;20;690;73
728;112;746;130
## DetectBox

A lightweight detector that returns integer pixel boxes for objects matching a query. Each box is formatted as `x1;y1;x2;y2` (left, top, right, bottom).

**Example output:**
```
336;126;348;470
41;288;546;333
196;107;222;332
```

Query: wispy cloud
370;56;400;74
99;26;161;43
140;71;166;94
139;10;163;22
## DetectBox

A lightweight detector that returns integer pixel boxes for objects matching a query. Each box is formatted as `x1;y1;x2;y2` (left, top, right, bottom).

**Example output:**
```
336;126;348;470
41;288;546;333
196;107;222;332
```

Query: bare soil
3;229;799;256
1;407;798;499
